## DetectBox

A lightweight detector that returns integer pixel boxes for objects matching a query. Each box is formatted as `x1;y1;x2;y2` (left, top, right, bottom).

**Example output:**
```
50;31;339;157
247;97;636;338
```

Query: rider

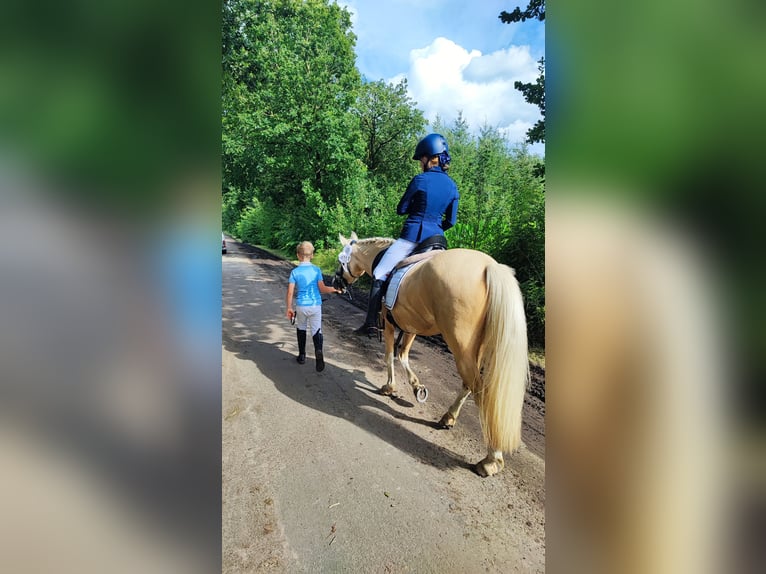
354;133;460;337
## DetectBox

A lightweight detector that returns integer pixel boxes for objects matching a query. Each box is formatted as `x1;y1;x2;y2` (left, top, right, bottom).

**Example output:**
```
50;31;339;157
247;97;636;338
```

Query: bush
235;204;259;244
323;175;407;241
222;191;241;235
520;279;545;350
311;248;340;275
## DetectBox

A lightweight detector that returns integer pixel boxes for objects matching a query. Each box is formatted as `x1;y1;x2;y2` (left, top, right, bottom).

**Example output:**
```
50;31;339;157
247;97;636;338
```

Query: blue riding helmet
412;133;449;160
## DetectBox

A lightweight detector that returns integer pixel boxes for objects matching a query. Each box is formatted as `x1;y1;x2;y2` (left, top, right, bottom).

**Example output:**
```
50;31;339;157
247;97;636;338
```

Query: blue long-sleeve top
396;166;460;242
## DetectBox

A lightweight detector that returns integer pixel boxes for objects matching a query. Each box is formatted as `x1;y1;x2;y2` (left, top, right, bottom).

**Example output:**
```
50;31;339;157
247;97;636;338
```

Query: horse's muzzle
332;269;347;292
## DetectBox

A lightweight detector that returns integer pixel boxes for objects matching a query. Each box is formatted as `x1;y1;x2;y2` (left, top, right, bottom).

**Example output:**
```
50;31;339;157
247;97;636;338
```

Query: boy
285;241;341;371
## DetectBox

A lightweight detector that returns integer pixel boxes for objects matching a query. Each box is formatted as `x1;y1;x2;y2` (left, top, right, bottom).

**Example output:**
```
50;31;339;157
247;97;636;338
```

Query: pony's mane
356;237;394;255
358;237;394;247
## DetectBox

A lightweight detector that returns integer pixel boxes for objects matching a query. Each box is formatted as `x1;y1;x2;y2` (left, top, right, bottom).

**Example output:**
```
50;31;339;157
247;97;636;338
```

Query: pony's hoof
438;414;455;429
475;457;504;477
379;384;396;396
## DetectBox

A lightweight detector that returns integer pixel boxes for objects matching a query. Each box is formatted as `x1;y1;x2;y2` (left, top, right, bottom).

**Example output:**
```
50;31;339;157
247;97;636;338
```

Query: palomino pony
333;232;529;477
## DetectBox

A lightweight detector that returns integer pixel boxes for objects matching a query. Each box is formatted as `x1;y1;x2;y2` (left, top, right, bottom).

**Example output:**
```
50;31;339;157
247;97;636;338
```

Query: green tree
344;79;428;237
222;0;363;247
514;58;545;145
500;3;545;145
499;0;545;23
352;79;426;185
431;112;473;212
498;148;545;345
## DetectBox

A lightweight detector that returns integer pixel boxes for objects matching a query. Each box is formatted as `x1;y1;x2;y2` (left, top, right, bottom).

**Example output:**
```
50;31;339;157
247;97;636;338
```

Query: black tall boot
353;279;384;338
296;329;306;364
312;330;325;372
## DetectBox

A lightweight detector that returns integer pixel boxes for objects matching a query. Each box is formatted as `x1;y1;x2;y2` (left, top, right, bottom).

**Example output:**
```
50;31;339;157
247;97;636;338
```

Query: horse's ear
350;231;358;241
339;233;347;246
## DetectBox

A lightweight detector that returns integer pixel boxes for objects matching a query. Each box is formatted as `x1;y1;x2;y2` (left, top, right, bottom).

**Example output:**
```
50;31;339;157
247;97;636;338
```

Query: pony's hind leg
379;320;398;396
439;354;480;428
439;385;471;429
476;449;504;477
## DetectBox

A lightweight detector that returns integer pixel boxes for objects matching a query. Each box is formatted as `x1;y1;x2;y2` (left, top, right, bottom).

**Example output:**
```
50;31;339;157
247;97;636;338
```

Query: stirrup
365;325;379;338
353;323;371;335
353;324;378;338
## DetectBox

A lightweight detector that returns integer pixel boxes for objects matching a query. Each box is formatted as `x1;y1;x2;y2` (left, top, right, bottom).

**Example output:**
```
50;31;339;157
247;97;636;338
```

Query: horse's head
333;232;363;292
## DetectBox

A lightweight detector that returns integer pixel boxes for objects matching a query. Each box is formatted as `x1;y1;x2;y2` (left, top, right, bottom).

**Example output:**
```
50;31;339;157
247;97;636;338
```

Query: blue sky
337;0;545;154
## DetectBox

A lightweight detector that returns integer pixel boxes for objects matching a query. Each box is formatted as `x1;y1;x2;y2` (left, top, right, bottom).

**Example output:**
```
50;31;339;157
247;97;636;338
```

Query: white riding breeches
373;238;417;281
295;305;322;336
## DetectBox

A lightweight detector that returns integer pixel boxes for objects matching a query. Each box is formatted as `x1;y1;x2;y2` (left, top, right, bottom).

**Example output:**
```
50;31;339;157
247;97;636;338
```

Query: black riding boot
353;279;384;338
312;331;325;372
296;329;306;364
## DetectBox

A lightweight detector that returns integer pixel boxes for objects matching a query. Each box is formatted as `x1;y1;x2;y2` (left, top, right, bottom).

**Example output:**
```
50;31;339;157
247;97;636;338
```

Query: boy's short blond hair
296;241;314;257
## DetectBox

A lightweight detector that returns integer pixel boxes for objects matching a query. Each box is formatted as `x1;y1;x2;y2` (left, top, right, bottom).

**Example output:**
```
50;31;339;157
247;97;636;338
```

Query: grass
529;348;545;369
252;244;293;261
251;244;340;276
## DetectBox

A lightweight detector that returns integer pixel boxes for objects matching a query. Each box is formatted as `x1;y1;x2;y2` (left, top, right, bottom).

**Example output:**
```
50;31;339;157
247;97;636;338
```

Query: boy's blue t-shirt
289;262;323;306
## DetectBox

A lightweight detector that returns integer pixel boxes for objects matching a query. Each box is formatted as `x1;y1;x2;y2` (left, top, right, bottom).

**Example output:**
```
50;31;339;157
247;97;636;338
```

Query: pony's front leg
378;321;398;396
397;332;428;402
476;449;504;477
396;332;419;389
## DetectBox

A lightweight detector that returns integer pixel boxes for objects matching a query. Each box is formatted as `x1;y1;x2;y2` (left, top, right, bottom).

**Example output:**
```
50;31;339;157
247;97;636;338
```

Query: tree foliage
514;58;545;145
352;79;426;185
222;0;363;248
499;0;545;23
501;3;545;145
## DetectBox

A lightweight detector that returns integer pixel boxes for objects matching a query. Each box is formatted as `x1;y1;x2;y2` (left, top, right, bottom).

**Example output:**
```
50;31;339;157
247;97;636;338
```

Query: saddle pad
384;260;425;311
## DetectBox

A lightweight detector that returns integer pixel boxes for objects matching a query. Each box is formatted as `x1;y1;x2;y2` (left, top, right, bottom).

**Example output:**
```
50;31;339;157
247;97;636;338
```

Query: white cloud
463;46;539;83
392;37;542;147
499;120;535;144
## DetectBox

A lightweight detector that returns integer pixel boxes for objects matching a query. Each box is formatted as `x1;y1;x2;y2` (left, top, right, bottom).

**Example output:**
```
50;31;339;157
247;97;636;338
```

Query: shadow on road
223;301;476;474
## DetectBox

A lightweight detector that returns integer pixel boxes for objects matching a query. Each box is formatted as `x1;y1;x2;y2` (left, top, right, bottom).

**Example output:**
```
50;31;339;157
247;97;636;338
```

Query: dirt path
222;238;546;573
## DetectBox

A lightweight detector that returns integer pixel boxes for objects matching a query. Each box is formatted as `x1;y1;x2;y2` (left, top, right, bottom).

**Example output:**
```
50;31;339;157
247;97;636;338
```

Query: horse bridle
334;240;359;291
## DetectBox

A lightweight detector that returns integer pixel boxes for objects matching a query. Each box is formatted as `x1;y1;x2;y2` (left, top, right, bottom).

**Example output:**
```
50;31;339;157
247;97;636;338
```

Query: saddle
371;235;447;331
370;234;447;277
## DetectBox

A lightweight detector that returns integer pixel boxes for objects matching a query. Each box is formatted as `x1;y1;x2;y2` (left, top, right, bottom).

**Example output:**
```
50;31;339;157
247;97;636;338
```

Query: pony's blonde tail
476;262;529;453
